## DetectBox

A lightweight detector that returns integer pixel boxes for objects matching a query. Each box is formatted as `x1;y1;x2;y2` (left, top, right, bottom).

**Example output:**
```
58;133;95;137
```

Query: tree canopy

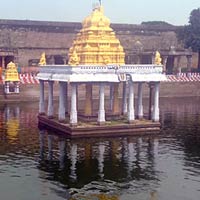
177;8;200;69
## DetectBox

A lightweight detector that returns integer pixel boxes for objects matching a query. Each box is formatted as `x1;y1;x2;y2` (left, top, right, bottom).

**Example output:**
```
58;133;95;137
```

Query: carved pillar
137;82;143;119
39;80;45;115
186;55;192;73
113;83;120;115
98;83;105;125
58;81;66;122
64;83;68;114
109;84;114;111
128;81;135;123
70;83;78;126
151;54;155;64
84;84;93;116
47;81;54;118
5;82;10;94
152;82;160;122
176;56;181;74
14;82;20;93
122;82;128;115
148;83;154;120
162;56;168;73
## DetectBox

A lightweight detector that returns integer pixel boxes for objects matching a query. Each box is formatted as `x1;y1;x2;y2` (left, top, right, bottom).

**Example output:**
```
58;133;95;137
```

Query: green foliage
141;21;173;26
177;8;200;68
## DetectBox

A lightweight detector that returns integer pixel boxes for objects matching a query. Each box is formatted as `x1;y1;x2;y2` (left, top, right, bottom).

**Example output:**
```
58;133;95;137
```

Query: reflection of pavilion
37;5;166;136
4;105;20;142
38;129;159;186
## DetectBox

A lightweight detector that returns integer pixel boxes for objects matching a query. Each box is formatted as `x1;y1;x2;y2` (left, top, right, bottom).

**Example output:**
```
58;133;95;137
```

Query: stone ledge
38;115;160;138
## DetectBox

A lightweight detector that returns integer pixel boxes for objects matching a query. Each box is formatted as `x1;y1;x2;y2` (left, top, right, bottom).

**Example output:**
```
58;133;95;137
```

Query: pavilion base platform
38;115;161;138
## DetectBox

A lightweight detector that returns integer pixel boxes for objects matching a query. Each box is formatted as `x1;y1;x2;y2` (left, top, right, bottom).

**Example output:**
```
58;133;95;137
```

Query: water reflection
38;129;160;195
4;105;20;143
1;98;200;199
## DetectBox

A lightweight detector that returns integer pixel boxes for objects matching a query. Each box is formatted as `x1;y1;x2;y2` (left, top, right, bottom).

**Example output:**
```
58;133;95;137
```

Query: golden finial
39;52;46;66
154;51;162;65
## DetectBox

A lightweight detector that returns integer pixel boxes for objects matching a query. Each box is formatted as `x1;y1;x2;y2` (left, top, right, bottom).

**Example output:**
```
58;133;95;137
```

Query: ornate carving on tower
68;5;125;66
68;50;80;66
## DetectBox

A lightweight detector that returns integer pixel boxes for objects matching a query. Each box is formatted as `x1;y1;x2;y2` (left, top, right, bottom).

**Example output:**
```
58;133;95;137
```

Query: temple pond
0;97;200;200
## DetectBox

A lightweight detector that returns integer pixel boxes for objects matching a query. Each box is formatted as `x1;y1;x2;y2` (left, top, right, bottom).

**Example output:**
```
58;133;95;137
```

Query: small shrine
4;62;20;94
37;4;167;137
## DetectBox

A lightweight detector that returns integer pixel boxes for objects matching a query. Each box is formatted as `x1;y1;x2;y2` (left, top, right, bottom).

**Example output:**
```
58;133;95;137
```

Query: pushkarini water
0;97;200;200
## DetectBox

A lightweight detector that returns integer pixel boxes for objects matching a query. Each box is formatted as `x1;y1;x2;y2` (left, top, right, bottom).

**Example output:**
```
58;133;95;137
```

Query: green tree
177;8;200;69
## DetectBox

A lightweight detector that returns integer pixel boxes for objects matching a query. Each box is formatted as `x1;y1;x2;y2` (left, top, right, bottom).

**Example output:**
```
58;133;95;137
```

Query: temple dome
82;6;110;29
68;5;125;66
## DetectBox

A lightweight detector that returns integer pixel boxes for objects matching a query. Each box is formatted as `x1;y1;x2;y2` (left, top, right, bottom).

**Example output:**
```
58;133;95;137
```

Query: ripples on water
0;98;200;200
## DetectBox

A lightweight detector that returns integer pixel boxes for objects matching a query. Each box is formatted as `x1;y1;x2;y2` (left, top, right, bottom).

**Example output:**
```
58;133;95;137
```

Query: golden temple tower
68;4;125;116
68;5;125;66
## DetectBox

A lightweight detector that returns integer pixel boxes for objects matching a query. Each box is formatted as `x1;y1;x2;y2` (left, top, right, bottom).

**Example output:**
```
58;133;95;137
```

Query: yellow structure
6;119;19;143
68;50;80;66
68;5;125;65
154;51;162;65
5;62;19;82
39;52;46;66
68;5;125;116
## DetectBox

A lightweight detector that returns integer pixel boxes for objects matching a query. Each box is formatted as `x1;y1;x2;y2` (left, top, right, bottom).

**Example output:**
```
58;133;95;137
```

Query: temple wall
0;19;198;68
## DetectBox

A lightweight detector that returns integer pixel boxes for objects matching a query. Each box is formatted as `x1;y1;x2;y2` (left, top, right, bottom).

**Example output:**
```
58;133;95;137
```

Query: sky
0;0;199;25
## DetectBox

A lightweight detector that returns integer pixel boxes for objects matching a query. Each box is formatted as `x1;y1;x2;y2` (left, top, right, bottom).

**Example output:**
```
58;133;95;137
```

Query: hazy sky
1;0;199;25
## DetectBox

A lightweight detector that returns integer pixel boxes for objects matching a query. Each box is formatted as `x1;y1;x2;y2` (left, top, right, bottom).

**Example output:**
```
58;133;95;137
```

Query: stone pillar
70;83;78;126
64;83;68;114
113;83;120;115
98;83;105;125
14;82;19;93
151;54;155;64
122;82;128;115
152;82;160;122
84;84;93;116
58;81;66;122
39;80;45;115
47;81;54;118
109;84;114;111
176;56;181;74
5;82;10;94
137;82;143;119
136;55;141;64
148;83;154;120
162;56;168;73
187;55;192;73
128;81;135;123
